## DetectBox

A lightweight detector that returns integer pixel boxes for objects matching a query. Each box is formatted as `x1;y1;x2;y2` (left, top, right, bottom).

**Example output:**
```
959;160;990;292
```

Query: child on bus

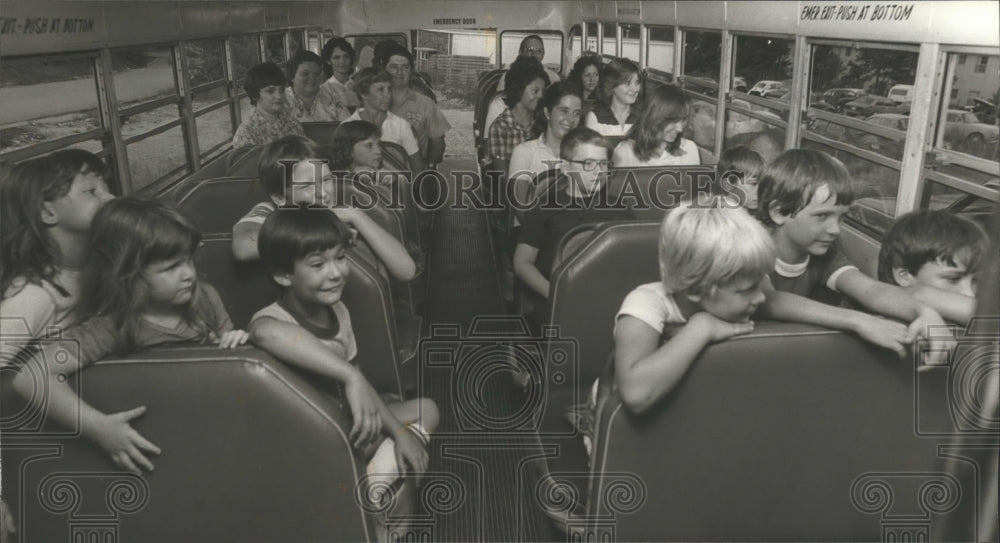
230;135;416;282
10;198;249;474
754;149;950;357
1;150;115;369
611;201;916;416
514;127;630;300
715;145;764;210
877;209;987;324
249;208;438;539
332;120;386;174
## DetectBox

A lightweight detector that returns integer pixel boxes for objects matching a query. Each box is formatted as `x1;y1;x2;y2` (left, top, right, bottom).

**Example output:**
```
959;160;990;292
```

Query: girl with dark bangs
11;198;248;475
1;150;114;367
613;84;700;167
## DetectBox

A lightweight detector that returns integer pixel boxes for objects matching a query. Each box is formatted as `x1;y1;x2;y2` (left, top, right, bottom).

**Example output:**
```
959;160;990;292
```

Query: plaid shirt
232;107;304;149
487;108;538;162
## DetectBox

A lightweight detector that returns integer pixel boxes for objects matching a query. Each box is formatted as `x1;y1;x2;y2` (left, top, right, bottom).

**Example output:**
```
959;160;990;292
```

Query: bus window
347;33;407;70
682;29;721;94
646;26;675;80
288;30;303;58
725;35;794;163
308;29;322;55
500;30;563;73
112;45;189;191
620;23;640;64
0;55;104;160
804;43;919;234
602;22;617;57
184;39;231;161
585;22;599;54
568;25;583;65
231;34;261;126
939;53;999;161
265;32;287;65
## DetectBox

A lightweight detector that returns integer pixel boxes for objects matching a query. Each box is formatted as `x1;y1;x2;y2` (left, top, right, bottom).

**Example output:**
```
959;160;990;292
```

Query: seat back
589;323;970;541
175;176;267;234
548;222;660;385
302;121;342;145
194;237;402;395
605;166;716;221
1;347;373;542
225;144;267;178
380;141;410;172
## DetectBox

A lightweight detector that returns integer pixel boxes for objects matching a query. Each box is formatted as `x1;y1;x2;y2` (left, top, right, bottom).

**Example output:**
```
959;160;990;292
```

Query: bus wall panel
263;1;289;29
178;2;231;40
725;1;799;35
674;0;727;29
333;1;578;35
638;1;676;25
228;1;267;34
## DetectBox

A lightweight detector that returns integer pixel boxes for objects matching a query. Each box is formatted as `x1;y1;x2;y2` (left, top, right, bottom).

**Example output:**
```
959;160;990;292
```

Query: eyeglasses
524;47;544;55
564;158;612;171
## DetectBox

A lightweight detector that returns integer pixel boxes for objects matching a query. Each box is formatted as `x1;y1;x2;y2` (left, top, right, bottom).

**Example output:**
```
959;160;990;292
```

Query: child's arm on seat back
834;270;952;364
200;284;249;349
907;284;975;325
10;320;161;475
614;313;752;415
757;281;910;357
333;207;416;282
232;221;262;262
249;317;383;448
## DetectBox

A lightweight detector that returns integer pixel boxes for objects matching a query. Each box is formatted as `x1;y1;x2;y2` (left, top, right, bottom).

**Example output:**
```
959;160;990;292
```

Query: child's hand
93;406;161;475
345;372;383;449
907;308;955;366
852;314;910;357
217;329;249;349
689;312;755;343
393;430;429;481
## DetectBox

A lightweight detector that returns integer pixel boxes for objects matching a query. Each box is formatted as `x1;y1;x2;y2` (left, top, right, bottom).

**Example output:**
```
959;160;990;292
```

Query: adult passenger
486;56;549;174
585;58;641;137
233;62;304;149
318;37;359;112
485;35;563;136
613;85;700;167
380;44;451;169
346;67;427;172
567;54;602;113
285;50;349;122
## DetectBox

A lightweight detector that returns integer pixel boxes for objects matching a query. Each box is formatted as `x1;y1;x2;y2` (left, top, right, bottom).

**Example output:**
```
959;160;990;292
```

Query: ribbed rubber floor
411;158;559;542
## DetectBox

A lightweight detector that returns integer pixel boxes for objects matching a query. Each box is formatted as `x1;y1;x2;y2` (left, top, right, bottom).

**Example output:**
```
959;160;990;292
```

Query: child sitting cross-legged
878;209;988;325
231;135;416;283
248;207;438;540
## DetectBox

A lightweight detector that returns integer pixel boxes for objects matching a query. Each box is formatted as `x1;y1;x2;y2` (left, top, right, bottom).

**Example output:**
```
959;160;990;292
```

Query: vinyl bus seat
302;121;342;145
587;322;971;541
194;236;407;396
605;165;717;221
224;144;268;178
0;346;377;542
173;176;267;234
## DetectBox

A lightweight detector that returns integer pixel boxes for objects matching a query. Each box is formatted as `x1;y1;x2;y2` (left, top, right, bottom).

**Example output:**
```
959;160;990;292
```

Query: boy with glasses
513;127;628;303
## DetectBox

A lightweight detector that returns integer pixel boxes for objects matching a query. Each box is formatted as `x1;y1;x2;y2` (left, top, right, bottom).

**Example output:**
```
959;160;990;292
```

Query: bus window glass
111;45;177;109
646;26;675;79
184;39;226;88
0;55;102;155
723;106;787;164
734;35;792;97
568;25;583;64
586;23;598;53
500;31;563;73
620;24;640;63
808;44;917;118
939;53;999;160
921;171;998;229
120;104;179;139
308;29;322;54
127;124;189;191
232;34;261;88
288;30;303;58
687;98;719;154
348;34;407;70
194;105;232;158
602;23;617;57
416;29;494;107
682;30;721;97
265;32;286;64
